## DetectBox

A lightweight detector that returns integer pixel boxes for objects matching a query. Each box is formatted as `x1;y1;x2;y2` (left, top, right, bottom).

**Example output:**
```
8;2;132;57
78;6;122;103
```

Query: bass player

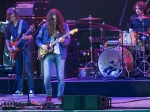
5;7;34;96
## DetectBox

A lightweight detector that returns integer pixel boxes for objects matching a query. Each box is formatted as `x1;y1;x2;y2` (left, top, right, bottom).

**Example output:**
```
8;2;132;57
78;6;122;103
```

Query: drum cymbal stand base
78;61;97;79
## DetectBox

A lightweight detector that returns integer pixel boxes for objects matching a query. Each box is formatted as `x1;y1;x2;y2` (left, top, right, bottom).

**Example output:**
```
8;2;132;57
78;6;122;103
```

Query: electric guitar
38;28;78;60
10;25;34;60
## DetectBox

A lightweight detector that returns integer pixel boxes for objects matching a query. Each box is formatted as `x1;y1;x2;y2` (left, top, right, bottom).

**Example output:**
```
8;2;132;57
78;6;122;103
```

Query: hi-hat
90;23;120;31
131;16;150;19
78;15;102;21
138;31;150;36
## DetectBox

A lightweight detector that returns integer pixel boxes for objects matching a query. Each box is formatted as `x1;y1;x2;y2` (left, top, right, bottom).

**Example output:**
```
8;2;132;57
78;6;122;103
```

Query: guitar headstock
70;28;78;35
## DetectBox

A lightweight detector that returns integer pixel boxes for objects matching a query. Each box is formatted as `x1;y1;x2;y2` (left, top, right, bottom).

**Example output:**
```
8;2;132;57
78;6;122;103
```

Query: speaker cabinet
62;95;81;110
0;34;5;65
81;95;99;110
65;39;79;78
62;95;111;110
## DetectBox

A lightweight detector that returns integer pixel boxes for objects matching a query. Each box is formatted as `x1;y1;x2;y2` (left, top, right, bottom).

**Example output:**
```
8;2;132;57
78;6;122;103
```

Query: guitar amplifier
0;22;7;34
20;16;46;27
16;1;48;16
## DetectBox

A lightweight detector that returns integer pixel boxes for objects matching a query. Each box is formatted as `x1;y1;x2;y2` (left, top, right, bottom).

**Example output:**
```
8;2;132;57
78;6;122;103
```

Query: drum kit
68;15;150;79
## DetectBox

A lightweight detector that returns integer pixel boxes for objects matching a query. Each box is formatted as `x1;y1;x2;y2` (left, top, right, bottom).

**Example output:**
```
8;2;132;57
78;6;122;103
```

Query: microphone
146;0;149;4
38;19;46;26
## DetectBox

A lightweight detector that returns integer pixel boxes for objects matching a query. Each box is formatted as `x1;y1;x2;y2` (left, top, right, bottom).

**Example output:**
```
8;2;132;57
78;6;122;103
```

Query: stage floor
1;76;150;111
1;76;150;97
0;95;150;111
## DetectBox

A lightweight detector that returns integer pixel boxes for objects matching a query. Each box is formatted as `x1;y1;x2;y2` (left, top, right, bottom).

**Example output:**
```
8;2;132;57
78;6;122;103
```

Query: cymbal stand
118;31;126;78
78;17;97;79
99;23;105;50
136;20;150;77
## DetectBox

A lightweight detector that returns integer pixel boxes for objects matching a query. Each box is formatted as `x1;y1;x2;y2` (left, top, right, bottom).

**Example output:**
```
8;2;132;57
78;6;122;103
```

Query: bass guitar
38;28;78;60
10;25;34;60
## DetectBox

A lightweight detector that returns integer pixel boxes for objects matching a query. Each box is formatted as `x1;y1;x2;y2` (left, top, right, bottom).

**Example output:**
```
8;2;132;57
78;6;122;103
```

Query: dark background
0;0;150;77
0;0;149;50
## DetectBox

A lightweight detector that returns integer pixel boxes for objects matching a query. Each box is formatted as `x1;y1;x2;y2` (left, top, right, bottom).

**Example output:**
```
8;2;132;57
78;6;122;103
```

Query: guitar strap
17;19;23;38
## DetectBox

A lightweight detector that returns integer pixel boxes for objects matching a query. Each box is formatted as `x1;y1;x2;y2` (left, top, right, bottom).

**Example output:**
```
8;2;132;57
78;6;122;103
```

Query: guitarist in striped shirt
36;8;71;103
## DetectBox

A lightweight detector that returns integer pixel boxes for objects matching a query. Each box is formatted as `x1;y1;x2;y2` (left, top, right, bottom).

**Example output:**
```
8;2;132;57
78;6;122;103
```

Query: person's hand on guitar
22;35;33;40
8;46;14;52
41;44;48;51
58;37;65;43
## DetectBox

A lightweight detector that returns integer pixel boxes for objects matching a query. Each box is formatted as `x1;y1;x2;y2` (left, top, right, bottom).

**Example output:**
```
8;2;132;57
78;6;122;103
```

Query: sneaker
58;96;62;102
12;90;23;96
46;96;52;103
29;90;34;96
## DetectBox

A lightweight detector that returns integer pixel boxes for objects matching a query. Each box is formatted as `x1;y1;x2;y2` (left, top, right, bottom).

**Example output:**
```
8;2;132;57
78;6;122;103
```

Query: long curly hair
133;1;148;15
46;8;65;36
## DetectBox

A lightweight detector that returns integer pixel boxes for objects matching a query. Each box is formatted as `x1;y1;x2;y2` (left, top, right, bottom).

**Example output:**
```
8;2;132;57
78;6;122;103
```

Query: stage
0;95;150;111
1;76;150;111
1;76;150;97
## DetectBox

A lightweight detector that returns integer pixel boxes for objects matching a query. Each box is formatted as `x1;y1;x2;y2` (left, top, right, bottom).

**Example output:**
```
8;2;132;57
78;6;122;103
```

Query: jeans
15;45;34;92
43;53;65;96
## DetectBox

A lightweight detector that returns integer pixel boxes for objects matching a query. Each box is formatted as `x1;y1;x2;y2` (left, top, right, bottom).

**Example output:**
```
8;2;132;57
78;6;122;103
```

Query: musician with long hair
36;8;70;103
5;7;34;95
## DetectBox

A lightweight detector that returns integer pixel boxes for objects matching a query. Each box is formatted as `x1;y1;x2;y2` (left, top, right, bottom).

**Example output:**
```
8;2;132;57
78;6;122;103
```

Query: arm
36;24;48;50
59;23;70;46
129;16;133;32
22;21;33;40
5;24;14;52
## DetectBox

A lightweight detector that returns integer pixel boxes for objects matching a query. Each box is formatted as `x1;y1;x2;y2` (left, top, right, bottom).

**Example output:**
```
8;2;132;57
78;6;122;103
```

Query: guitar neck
50;32;70;46
13;28;31;48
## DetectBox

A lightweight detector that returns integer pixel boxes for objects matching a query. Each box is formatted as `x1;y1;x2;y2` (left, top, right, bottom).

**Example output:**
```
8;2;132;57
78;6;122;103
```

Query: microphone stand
118;0;128;79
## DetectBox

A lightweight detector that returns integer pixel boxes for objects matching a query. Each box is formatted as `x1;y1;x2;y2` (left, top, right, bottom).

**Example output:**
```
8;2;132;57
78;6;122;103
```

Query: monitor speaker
62;95;111;110
62;95;81;110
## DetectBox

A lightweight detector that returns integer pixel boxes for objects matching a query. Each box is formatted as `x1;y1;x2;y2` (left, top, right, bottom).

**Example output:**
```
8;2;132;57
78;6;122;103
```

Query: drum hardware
131;16;150;20
119;31;139;46
135;36;150;77
119;30;128;79
134;19;150;77
90;22;123;79
97;47;133;79
99;25;105;50
78;50;90;67
78;16;102;21
78;15;101;79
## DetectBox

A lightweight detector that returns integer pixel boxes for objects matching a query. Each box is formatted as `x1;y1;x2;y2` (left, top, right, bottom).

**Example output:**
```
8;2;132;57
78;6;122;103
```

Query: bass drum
98;47;133;78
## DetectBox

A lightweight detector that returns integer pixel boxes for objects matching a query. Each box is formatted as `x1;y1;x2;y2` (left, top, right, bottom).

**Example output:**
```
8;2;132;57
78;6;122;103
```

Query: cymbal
90;23;120;31
138;31;150;36
78;15;102;21
66;20;90;24
131;16;150;19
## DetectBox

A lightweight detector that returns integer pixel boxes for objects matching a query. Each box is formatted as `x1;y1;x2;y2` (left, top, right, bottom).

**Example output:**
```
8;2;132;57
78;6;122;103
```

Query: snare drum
120;31;138;46
104;40;119;48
